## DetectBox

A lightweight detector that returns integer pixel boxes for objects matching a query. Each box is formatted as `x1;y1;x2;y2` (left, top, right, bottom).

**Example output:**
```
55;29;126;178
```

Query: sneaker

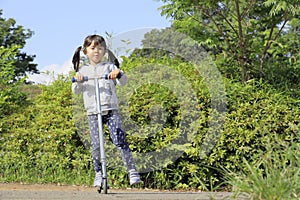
129;169;142;185
93;172;102;187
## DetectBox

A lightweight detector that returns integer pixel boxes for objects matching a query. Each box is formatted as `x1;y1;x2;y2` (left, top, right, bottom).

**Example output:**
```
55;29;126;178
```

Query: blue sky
0;0;171;82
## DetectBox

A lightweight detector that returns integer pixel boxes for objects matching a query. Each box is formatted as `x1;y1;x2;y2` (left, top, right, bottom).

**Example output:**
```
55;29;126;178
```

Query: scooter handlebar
72;75;108;83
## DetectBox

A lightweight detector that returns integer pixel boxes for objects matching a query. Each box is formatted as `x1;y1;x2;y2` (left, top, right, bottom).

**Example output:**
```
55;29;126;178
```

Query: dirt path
0;183;247;200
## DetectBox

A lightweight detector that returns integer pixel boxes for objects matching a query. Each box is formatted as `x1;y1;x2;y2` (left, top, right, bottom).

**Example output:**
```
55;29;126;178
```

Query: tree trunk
235;0;247;84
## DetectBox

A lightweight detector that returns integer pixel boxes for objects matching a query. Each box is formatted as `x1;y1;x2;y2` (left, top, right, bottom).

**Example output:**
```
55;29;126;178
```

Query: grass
225;137;300;200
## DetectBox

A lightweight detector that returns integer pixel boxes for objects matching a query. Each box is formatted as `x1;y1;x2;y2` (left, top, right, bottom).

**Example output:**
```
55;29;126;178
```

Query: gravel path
0;183;248;200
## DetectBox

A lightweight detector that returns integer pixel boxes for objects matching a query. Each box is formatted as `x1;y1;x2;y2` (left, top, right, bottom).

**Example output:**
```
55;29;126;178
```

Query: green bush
0;75;93;185
0;57;299;191
186;79;299;190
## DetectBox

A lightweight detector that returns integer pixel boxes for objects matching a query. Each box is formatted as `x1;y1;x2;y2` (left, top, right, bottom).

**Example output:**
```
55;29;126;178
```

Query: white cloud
27;59;72;85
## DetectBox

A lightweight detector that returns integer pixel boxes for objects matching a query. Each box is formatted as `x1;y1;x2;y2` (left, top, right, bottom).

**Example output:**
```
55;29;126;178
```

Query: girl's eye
89;46;104;51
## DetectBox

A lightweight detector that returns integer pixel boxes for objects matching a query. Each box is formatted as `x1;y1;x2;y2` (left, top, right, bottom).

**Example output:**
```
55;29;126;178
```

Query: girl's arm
72;72;84;94
115;70;127;86
72;82;84;94
108;64;127;86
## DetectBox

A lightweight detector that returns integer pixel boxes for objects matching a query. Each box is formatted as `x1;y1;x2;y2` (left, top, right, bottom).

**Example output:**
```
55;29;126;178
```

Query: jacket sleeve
116;70;127;86
109;63;127;86
72;82;83;94
72;71;85;94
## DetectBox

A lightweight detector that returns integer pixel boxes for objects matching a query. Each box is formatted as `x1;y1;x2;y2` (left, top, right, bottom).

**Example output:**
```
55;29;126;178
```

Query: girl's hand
75;72;84;82
108;69;120;79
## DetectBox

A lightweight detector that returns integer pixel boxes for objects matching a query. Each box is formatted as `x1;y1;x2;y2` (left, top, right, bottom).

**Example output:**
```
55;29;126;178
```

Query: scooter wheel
102;178;108;194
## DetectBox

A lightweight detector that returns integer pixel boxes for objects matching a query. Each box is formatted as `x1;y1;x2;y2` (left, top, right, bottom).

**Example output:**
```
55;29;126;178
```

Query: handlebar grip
72;76;89;83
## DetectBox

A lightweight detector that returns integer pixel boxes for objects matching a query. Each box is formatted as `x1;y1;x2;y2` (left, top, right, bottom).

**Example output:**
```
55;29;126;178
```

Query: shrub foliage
0;57;299;191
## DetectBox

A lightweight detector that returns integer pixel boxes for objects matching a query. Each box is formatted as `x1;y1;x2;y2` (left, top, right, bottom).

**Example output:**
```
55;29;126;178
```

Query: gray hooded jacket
72;62;127;115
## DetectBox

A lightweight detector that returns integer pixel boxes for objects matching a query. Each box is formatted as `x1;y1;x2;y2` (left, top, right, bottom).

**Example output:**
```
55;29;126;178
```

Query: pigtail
107;49;120;68
72;46;82;72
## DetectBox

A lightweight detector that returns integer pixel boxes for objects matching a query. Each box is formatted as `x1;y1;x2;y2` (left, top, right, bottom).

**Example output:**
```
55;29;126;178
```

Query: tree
0;10;38;80
0;45;27;118
262;15;300;90
130;27;206;63
158;0;300;83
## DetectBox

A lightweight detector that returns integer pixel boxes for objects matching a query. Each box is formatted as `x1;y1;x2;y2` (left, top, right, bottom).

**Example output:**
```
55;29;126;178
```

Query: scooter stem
95;78;107;179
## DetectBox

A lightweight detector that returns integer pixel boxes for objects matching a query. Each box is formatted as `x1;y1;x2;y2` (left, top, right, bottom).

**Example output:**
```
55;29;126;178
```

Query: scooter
72;75;108;194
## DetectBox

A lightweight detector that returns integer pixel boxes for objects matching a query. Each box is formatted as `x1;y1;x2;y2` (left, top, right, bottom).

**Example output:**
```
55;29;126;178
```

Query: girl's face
84;40;105;66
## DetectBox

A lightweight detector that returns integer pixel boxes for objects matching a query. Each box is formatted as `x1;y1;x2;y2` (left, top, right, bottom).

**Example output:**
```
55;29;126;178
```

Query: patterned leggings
88;110;135;173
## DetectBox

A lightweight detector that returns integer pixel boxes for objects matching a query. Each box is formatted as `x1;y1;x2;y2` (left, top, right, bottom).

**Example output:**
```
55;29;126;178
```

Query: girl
72;34;141;186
